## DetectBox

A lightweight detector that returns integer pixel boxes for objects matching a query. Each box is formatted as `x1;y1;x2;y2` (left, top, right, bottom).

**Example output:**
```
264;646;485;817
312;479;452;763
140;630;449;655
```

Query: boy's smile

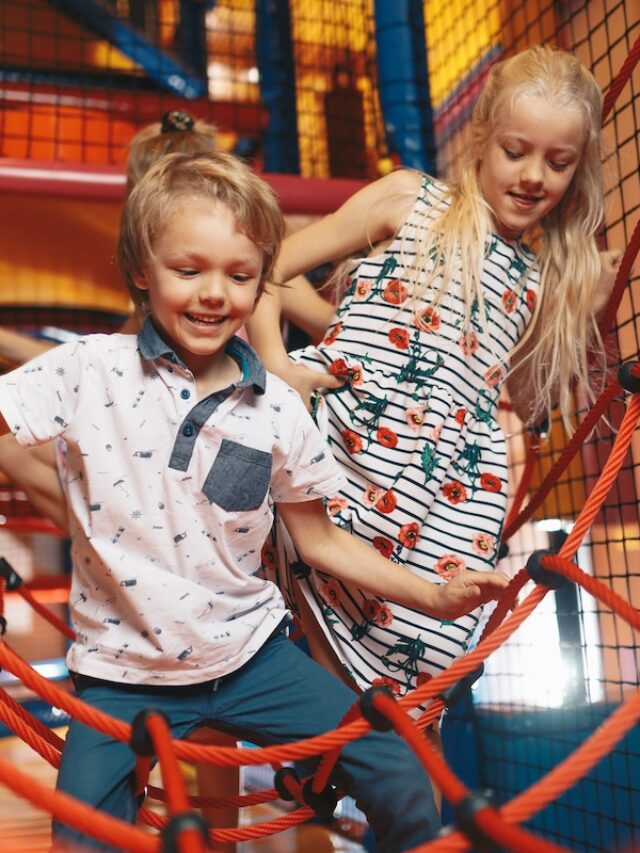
134;198;263;376
478;94;586;240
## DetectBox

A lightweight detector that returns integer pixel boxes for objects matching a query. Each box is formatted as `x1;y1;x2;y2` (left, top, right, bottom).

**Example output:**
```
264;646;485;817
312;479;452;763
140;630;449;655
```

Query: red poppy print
329;358;350;377
406;406;425;431
502;288;518;313
388;327;410;349
374;604;393;627
373;536;394;558
484;364;503;388
342;429;363;454
526;289;537;313
459;331;478;356
319;578;341;607
454;407;467;427
354;279;372;300
362;484;384;507
327;497;349;516
372;676;402;695
363;599;382;621
350;363;364;387
376;427;398;448
434;553;467;579
472;532;496;558
261;542;277;569
414;306;441;334
398;522;420;549
323;322;343;345
382;279;408;305
375;490;397;514
480;472;502;493
442;481;468;504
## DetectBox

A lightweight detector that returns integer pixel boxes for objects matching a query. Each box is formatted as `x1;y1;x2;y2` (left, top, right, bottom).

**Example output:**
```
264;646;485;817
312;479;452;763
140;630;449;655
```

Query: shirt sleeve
0;339;87;446
269;383;346;504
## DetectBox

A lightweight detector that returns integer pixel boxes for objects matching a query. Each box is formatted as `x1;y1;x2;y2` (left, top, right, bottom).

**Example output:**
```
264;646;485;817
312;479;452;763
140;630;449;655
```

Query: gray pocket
202;438;272;511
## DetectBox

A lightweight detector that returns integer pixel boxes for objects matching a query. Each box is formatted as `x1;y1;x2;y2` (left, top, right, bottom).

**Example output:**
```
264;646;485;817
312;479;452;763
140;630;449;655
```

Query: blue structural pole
254;0;300;174
49;0;206;98
373;0;436;173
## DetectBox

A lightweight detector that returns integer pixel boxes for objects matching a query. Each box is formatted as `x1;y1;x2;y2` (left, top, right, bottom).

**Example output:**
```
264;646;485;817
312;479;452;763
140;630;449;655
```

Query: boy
0;152;508;851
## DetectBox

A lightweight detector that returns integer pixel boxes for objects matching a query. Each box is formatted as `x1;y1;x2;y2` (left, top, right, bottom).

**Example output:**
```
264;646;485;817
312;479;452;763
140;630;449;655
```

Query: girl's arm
278;499;509;620
0;328;56;365
0;434;68;533
247;169;420;398
281;275;336;341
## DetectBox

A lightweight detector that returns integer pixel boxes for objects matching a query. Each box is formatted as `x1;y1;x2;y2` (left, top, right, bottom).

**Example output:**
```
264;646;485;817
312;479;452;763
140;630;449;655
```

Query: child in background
0;151;509;852
247;46;617;709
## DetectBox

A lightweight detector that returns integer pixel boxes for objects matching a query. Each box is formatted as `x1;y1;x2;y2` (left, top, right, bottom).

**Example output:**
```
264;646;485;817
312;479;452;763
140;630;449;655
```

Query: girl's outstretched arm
247;169;420;401
278;499;509;620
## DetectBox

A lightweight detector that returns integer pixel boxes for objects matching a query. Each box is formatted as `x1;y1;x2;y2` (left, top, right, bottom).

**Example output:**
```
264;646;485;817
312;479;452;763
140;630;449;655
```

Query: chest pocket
202;438;273;511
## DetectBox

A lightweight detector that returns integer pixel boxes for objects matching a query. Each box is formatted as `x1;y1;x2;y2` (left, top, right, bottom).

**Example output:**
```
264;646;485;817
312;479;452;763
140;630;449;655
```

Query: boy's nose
198;275;226;302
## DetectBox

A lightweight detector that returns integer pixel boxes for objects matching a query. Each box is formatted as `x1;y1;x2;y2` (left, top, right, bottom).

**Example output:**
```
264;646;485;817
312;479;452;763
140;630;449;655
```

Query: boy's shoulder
262;370;311;413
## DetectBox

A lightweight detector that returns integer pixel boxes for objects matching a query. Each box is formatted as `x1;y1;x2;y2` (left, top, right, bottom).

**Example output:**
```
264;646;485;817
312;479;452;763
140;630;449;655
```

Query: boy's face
478;94;585;241
134;198;263;374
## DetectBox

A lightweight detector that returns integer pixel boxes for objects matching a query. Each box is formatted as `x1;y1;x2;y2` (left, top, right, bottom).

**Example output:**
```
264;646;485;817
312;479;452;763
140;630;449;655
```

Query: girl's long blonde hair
409;45;605;427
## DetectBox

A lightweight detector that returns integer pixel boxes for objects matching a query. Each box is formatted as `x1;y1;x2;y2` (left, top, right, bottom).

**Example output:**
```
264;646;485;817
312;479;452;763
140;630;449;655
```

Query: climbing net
0;15;638;853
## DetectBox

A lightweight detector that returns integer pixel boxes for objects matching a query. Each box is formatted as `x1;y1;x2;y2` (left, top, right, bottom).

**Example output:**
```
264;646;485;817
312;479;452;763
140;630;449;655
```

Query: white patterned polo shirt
0;320;346;684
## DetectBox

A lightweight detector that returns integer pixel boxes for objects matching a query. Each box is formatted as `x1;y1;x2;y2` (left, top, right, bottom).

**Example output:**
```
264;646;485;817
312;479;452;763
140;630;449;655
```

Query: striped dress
268;176;540;700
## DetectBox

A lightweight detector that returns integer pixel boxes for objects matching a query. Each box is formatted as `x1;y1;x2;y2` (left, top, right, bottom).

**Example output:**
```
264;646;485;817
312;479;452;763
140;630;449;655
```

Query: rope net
0;1;638;851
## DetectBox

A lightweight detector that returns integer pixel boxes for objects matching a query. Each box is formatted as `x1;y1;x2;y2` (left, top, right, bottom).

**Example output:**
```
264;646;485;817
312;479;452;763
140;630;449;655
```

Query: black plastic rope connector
526;549;567;589
529;416;549;438
0;615;6;636
359;685;395;732
497;541;509;560
618;361;640;394
161;810;210;852
302;778;338;819
129;707;171;757
439;663;484;709
273;766;300;802
453;789;500;853
0;557;23;591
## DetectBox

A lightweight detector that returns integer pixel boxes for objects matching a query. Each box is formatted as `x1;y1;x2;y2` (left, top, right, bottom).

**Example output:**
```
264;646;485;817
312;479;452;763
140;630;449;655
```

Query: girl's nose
521;157;544;186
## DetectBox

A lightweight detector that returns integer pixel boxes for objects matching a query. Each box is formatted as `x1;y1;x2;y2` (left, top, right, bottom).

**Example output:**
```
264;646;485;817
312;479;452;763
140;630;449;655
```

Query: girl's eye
549;160;569;171
504;148;522;160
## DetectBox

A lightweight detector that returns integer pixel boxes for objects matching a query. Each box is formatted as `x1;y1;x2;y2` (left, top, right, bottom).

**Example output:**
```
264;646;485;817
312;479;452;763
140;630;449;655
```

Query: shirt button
181;388;191;400
183;423;194;437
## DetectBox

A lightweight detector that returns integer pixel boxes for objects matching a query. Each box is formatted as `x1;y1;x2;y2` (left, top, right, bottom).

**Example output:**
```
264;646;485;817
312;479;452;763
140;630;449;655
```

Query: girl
248;45;616;705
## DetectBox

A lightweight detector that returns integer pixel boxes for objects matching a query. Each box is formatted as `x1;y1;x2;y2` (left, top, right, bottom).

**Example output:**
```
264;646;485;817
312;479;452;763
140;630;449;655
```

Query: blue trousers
54;630;440;852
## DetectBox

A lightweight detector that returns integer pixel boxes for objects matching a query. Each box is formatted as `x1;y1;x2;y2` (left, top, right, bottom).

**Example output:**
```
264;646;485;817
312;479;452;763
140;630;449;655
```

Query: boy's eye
175;268;198;277
231;273;254;283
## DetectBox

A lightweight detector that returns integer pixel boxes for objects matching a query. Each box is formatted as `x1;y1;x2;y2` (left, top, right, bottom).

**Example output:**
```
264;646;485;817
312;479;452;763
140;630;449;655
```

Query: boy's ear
132;270;149;292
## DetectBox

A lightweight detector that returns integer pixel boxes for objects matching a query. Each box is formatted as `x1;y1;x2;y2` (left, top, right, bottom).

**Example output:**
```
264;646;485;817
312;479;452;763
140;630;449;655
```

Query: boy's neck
193;352;243;400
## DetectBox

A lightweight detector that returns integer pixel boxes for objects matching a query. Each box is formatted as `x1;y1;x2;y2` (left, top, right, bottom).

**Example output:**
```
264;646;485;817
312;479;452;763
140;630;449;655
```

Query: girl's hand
429;570;510;620
594;249;623;316
277;360;344;412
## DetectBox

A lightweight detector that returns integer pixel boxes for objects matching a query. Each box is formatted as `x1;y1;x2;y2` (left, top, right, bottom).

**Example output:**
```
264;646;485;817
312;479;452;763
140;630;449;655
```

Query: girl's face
133;197;263;375
478;94;586;241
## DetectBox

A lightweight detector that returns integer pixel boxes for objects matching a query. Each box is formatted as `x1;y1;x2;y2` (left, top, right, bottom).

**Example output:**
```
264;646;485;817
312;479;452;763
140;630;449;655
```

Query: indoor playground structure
0;1;639;851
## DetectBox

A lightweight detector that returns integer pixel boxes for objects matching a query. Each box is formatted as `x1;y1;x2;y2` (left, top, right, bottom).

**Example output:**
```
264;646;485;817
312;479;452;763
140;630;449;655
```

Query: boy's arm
277;499;509;620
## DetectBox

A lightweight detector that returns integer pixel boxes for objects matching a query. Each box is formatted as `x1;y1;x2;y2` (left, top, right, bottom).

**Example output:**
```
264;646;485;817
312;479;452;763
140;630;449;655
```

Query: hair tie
161;110;195;134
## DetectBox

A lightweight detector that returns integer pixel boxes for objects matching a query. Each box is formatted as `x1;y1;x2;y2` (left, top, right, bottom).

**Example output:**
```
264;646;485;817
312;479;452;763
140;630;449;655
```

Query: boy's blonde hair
412;44;604;426
125;117;221;192
117;152;285;316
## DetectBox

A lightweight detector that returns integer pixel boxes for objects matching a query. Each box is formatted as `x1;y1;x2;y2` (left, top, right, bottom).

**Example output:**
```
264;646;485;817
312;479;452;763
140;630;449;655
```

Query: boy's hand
430;570;510;620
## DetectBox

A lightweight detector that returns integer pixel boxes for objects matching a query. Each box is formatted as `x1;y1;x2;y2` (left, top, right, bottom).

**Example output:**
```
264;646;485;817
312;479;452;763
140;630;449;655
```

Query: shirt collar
137;317;266;395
